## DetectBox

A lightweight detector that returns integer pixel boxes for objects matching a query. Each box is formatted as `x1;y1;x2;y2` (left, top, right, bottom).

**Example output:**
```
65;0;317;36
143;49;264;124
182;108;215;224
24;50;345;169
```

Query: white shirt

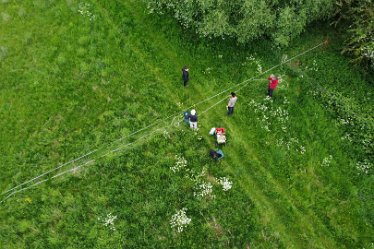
228;96;238;107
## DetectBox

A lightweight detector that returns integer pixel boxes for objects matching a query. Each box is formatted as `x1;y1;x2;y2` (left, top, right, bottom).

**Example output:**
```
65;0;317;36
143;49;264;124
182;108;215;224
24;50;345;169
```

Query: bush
333;0;374;70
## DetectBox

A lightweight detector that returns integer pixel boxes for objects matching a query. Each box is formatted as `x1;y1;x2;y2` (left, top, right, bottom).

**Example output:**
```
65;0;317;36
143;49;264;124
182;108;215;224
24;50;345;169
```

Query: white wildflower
264;96;272;102
246;55;255;61
257;64;263;73
356;160;372;175
281;54;288;63
170;208;191;233
286;142;291;151
163;130;170;139
194;181;213;198
341;133;353;142
170;154;187;172
204;67;212;74
322;155;333;167
276;139;284;146
98;213;117;231
217;177;232;191
78;2;96;21
300;146;306;154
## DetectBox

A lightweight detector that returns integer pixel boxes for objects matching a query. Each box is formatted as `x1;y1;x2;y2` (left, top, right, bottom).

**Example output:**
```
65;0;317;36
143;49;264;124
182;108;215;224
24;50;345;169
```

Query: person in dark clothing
209;149;224;160
189;109;198;130
182;66;189;86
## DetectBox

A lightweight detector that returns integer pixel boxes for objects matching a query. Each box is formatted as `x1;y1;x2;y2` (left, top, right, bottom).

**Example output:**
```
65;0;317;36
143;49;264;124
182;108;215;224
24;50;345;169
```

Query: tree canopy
146;0;335;47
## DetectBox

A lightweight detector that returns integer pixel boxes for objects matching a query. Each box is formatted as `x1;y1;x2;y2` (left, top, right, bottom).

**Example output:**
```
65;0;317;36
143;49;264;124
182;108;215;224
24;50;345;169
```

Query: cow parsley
194;182;213;198
170;208;191;233
356;160;372;175
299;146;306;154
322;155;333;167
98;213;117;231
163;129;170;139
78;2;96;21
217;177;232;191
170;154;187;172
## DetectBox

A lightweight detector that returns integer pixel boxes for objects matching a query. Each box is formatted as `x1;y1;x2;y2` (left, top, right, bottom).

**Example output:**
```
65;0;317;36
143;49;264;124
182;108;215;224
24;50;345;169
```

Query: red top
268;77;279;90
216;128;225;135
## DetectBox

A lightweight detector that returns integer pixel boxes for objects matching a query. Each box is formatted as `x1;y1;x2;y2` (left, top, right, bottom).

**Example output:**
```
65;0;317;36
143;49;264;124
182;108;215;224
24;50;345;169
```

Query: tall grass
0;0;372;248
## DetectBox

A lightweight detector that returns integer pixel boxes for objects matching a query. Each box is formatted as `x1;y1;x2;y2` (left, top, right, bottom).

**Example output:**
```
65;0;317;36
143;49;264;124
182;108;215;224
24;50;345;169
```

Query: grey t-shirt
228;96;238;107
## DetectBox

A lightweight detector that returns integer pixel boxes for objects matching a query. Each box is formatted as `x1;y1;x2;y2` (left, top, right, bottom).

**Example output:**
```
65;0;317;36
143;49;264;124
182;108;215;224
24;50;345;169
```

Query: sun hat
191;109;196;115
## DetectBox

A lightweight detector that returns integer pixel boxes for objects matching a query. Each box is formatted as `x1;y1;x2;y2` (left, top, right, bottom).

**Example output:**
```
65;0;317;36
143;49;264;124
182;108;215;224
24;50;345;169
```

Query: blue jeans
268;88;273;97
227;106;234;115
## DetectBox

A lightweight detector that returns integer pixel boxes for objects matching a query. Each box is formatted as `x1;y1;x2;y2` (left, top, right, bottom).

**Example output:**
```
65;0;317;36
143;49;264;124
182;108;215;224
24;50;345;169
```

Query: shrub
333;0;374;70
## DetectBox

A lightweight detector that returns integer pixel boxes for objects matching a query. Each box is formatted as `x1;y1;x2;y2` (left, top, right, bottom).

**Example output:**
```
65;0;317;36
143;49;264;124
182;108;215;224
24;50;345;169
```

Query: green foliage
311;88;373;160
0;0;373;248
145;0;335;46
333;0;374;69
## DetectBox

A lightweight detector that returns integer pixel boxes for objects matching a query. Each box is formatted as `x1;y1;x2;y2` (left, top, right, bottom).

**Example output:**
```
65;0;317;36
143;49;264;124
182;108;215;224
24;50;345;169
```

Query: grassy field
0;0;373;248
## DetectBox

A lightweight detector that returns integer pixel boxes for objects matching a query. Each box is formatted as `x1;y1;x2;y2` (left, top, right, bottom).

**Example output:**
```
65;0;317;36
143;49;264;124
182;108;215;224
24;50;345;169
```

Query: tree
145;0;335;46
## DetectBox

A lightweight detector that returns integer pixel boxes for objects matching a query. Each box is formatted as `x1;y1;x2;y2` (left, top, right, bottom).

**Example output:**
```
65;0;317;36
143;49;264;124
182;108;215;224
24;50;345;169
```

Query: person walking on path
267;74;279;97
189;109;198;130
182;66;189;87
227;92;238;116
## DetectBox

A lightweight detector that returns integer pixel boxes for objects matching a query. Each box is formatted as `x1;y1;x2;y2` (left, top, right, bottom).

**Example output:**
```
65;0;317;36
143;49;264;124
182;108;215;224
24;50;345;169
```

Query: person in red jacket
267;74;279;97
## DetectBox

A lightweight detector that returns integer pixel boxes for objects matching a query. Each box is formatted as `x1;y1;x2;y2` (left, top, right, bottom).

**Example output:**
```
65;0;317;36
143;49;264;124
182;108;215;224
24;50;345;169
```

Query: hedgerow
333;0;374;70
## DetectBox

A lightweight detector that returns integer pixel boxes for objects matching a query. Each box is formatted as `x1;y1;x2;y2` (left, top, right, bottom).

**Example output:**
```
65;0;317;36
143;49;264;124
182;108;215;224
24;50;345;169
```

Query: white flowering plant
193;181;214;198
217;177;233;191
98;213;117;231
170;208;191;233
77;2;96;21
170;154;187;172
321;155;333;167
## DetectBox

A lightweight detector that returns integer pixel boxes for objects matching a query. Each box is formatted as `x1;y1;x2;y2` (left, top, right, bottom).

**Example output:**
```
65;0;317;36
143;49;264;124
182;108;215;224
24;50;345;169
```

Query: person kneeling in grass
209;149;224;160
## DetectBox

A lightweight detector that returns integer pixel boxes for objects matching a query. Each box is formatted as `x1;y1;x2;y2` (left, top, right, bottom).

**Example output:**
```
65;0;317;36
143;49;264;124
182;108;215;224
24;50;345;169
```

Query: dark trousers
184;80;188;86
227;106;234;115
268;88;273;97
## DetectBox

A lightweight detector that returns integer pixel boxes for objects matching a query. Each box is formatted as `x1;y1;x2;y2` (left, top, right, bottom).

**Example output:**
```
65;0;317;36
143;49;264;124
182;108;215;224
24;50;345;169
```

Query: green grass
0;0;373;248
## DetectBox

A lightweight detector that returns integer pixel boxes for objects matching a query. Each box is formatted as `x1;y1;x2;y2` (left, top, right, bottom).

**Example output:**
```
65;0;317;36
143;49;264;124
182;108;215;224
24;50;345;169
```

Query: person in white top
226;92;238;115
189;109;198;130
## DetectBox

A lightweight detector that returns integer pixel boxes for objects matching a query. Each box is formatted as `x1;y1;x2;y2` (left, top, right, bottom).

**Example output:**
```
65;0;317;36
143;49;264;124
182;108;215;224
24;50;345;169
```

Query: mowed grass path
1;0;373;248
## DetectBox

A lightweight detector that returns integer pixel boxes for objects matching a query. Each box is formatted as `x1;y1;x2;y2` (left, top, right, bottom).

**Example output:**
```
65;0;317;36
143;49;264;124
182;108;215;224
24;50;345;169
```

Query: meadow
0;0;373;248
